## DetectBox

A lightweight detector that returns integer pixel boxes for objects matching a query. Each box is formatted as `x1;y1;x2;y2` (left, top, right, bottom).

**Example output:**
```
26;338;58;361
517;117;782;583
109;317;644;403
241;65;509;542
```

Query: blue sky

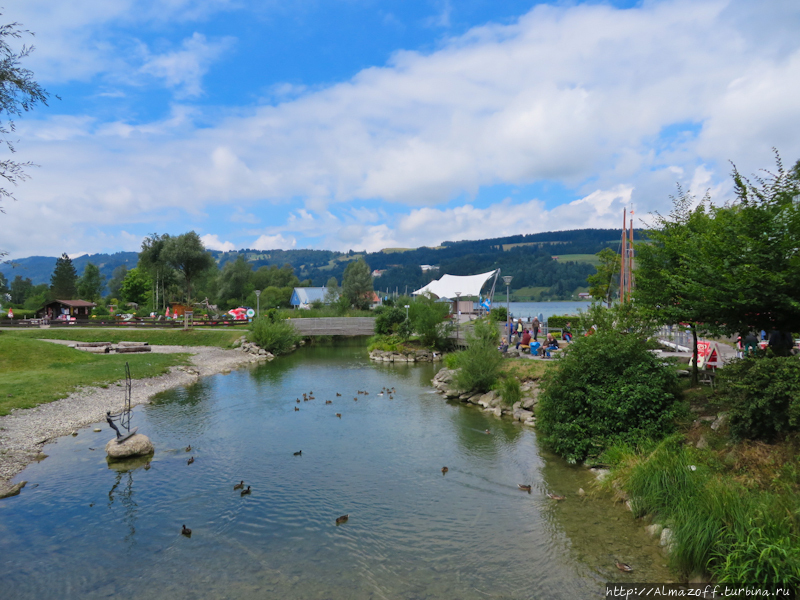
3;0;800;258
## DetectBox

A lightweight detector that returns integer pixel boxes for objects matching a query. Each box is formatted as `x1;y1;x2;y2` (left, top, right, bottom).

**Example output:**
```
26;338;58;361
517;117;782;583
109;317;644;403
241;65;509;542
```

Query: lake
0;343;670;599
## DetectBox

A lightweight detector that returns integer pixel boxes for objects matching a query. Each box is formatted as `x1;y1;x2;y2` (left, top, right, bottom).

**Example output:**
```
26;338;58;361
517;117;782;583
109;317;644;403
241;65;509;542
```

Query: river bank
0;342;269;490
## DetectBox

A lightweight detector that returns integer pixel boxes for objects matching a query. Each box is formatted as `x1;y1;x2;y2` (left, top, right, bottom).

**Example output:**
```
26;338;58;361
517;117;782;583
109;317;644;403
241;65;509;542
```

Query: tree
0;271;7;295
9;274;31;304
107;265;128;300
139;233;173;311
341;258;373;310
587;248;620;307
324;276;339;304
120;267;151;306
0;18;51;233
218;255;253;306
162;231;215;302
50;253;78;299
77;263;105;302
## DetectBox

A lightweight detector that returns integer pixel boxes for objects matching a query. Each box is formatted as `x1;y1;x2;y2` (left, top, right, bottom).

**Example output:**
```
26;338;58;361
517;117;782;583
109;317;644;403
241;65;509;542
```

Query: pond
0;344;672;599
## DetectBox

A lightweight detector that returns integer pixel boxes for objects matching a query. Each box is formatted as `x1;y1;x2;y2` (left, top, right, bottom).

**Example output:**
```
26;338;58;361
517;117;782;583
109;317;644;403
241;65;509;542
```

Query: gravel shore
0;342;266;487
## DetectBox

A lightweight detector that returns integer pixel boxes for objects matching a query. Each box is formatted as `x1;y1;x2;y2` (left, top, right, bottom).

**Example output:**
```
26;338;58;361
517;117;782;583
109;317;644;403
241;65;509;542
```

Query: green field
552;254;601;266
3;328;244;348
0;336;191;416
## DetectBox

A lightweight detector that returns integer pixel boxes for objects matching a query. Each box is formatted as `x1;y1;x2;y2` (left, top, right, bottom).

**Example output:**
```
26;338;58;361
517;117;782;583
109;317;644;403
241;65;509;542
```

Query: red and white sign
7;308;13;319
691;341;721;369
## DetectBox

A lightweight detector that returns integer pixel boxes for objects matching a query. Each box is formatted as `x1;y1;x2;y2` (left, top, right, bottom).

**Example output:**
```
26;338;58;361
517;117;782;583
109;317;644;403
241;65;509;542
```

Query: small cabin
290;287;329;309
38;299;97;320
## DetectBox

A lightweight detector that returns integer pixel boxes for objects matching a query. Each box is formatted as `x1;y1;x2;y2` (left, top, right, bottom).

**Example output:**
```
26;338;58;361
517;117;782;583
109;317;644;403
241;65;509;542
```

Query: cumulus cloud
200;234;236;251
4;0;800;257
251;234;297;251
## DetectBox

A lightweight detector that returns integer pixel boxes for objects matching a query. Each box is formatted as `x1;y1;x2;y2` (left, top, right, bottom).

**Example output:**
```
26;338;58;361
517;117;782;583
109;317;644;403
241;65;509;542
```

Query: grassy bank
2;328;243;348
597;383;800;585
0;337;190;416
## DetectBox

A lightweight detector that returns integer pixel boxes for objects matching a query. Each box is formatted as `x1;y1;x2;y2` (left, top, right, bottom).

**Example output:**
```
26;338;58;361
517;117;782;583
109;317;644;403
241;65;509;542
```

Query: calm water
504;301;592;320
0;344;670;599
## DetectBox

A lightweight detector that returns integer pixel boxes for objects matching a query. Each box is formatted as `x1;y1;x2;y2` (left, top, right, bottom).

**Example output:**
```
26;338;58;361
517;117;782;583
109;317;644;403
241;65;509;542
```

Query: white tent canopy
412;270;498;299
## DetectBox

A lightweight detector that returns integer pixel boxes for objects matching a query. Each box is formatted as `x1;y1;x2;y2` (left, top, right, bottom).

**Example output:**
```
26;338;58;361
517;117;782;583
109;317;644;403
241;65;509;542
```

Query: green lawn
553;253;601;266
3;328;243;348
0;336;191;416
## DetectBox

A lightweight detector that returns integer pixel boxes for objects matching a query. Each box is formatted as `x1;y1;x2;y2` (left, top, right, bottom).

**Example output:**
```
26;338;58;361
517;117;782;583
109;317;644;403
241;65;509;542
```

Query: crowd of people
499;317;572;357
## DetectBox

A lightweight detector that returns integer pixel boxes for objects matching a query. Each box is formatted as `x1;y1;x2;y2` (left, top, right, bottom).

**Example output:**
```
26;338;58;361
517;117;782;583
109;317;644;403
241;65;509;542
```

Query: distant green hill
2;228;641;300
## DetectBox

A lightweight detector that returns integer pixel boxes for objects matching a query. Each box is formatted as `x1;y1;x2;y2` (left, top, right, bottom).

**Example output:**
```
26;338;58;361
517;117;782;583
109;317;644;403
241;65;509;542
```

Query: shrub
546;315;575;330
248;317;300;355
497;375;521;406
367;334;406;353
537;328;680;463
717;356;800;442
408;296;453;350
375;306;407;335
452;319;502;393
92;305;110;316
490;307;508;322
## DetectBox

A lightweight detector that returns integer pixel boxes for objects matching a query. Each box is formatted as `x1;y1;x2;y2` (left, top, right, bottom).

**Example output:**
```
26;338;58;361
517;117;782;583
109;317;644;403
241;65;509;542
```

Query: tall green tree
106;264;128;300
162;231;215;303
50;253;78;299
635;187;717;385
587;247;620;307
9;274;31;304
139;233;173;311
324;276;339;304
77;262;105;302
120;267;151;306
218;255;253;306
0;17;52;223
341;258;373;310
0;271;8;295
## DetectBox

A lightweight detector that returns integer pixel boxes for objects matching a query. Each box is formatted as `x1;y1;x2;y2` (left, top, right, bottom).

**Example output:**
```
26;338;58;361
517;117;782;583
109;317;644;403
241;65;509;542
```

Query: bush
452;319;502;393
497;375;521;406
367;334;406;353
537;328;680;463
546;314;576;330
717;356;800;442
1;309;38;320
92;305;110;316
408;297;453;350
490;307;508;322
375;306;407;335
248;317;300;355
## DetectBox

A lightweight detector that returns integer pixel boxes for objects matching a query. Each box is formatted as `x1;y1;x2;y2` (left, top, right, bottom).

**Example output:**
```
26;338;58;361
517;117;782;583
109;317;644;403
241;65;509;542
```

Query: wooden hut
38;299;97;320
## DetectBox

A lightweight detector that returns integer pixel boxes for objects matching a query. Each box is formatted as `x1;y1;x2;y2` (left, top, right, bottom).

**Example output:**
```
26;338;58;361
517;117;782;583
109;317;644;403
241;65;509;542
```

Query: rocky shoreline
0;340;274;493
430;367;539;425
368;348;444;363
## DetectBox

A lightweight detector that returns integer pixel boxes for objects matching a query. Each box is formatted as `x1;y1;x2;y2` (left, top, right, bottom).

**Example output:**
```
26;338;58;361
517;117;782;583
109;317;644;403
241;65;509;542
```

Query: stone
514;409;533;422
711;413;728;431
71;431;78;436
660;527;675;551
645;523;663;538
93;428;102;432
590;468;611;482
676;369;690;377
105;434;155;460
521;397;536;410
512;401;522;411
577;488;586;497
492;406;502;417
467;393;483;405
696;436;708;450
523;417;536;426
0;481;26;499
258;348;267;355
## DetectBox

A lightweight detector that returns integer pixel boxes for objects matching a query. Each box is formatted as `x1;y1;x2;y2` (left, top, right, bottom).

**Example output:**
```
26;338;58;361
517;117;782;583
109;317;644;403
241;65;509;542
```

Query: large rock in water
105;434;155;459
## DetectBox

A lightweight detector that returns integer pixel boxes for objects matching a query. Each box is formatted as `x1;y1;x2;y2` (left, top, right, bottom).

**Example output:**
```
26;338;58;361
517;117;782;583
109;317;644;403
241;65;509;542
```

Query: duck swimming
615;561;634;573
325;400;332;404
294;407;299;411
547;493;566;501
233;481;244;490
336;413;342;418
441;467;448;474
185;445;192;452
335;514;349;525
293;450;302;456
181;525;192;537
518;484;532;492
241;486;251;496
187;456;194;465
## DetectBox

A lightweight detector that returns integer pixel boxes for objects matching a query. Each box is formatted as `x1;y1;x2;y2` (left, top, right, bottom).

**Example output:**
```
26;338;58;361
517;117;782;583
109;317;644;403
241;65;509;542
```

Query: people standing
516;318;524;340
531;316;540;341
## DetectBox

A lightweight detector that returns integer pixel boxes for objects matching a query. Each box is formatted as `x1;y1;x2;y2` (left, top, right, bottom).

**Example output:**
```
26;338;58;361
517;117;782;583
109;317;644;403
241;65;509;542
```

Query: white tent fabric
412;270;498;299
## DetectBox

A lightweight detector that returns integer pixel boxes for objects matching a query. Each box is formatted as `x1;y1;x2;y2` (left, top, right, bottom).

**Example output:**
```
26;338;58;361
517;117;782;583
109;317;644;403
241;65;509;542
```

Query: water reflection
0;343;673;599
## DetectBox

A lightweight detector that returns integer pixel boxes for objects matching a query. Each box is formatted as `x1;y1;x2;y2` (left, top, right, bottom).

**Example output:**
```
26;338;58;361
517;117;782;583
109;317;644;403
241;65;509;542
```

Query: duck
377;392;384;397
187;456;195;465
325;400;332;405
518;484;532;492
241;485;251;496
294;407;299;411
233;480;244;490
388;395;393;400
336;413;342;418
335;514;349;525
144;461;151;470
484;429;491;435
293;450;302;456
354;397;358;402
547;493;566;501
309;396;315;400
185;445;192;452
336;393;341;397
296;399;301;403
363;392;368;395
181;524;192;537
441;467;449;474
615;561;634;573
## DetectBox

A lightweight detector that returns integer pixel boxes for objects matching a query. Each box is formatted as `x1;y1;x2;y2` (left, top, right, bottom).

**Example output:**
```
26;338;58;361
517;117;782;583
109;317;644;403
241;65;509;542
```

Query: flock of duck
175;385;635;573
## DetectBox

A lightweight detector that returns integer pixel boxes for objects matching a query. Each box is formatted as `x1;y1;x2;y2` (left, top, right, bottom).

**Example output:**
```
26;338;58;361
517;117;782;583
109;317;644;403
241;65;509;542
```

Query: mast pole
621;208;627;303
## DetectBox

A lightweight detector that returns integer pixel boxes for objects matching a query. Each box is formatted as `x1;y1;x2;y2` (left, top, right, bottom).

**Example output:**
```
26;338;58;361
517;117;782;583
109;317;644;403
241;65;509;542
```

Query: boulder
590;468;611;482
660;527;675;552
645;523;663;538
521;396;536;410
467;393;483;405
105;434;155;460
711;413;728;431
696;436;708;450
0;481;26;500
514;409;533;422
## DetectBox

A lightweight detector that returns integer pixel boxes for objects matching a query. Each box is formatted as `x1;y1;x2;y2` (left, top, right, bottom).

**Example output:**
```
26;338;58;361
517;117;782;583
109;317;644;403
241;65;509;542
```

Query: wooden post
628;215;634;299
621;209;627;303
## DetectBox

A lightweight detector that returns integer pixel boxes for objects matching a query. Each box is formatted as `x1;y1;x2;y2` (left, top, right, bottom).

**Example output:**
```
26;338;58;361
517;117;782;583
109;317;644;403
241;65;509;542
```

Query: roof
412;270;498;299
291;287;328;305
45;299;97;308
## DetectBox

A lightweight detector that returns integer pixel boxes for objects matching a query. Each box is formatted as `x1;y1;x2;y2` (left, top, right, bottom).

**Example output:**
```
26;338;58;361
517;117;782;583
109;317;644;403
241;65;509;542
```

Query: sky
2;0;800;259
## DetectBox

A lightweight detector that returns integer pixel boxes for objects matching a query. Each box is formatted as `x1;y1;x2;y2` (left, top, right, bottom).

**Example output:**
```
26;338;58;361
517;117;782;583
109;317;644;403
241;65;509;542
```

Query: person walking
531;316;539;341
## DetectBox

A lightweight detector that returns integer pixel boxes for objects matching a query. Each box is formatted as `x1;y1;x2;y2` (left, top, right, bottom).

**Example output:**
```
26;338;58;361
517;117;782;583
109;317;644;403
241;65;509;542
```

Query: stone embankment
368;349;444;363
430;368;538;426
232;335;276;360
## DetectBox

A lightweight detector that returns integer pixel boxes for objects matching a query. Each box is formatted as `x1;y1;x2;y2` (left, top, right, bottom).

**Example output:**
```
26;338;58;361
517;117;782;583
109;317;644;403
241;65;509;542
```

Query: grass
0;336;191;416
2;328;244;348
500;358;553;381
552;253;601;266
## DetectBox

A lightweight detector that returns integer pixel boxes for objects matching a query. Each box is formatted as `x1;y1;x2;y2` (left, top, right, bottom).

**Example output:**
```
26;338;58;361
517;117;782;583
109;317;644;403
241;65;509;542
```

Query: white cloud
200;234;236;251
4;0;800;257
251;234;297;251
